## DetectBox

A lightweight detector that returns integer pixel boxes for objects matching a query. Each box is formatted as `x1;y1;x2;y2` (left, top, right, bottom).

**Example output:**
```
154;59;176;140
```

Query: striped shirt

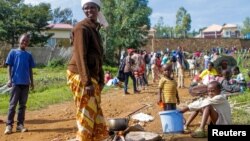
158;77;178;103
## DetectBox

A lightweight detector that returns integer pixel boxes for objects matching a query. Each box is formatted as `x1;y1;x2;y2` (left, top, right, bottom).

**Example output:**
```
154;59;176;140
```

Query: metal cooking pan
107;104;151;131
107;118;129;131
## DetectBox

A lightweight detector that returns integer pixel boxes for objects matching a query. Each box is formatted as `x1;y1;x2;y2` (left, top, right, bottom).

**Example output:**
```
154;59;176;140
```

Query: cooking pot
107;118;129;131
107;104;151;131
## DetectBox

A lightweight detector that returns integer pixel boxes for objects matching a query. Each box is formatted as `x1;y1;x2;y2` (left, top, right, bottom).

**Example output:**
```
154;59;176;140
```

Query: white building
43;23;73;47
201;24;240;39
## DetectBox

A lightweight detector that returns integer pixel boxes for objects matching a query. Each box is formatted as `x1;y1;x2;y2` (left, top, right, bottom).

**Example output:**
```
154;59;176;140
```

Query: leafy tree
51;7;77;25
154;17;174;38
0;0;53;47
154;17;165;38
241;17;250;35
101;0;152;65
187;29;199;38
175;7;191;38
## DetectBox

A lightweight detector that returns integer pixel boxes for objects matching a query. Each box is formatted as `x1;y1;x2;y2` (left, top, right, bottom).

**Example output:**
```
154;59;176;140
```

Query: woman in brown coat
67;0;108;140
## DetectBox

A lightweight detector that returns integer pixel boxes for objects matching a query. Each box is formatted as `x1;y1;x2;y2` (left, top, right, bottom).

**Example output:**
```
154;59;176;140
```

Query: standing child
177;58;185;88
158;64;180;110
104;71;112;84
4;33;35;134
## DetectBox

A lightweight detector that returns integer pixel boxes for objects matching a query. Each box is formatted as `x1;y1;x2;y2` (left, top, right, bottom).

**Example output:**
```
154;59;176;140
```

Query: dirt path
0;74;207;141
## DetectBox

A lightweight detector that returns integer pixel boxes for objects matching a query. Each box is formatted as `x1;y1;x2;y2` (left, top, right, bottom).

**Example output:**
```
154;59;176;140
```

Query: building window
47;38;56;47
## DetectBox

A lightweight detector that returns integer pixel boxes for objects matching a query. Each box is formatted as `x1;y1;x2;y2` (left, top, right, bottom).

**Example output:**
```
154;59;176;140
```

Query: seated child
104;71;112;84
180;81;232;138
191;69;203;86
220;70;240;94
158;64;180;111
215;67;223;83
199;62;217;85
231;66;246;91
106;77;123;88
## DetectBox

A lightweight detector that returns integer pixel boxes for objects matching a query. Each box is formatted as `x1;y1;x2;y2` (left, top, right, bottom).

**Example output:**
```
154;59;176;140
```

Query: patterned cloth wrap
67;70;108;141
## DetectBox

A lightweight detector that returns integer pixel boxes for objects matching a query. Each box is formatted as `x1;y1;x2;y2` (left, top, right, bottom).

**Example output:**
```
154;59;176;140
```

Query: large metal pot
107;118;129;131
107;104;151;131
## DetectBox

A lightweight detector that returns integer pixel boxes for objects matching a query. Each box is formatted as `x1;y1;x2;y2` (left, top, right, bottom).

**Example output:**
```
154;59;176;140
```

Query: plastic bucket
159;110;184;133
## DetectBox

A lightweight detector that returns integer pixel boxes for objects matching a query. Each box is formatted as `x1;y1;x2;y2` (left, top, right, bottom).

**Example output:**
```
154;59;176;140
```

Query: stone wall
240;39;250;49
143;38;250;52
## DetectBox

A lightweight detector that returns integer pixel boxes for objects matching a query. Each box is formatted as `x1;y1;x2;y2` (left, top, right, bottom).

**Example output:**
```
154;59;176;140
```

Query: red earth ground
0;74;207;141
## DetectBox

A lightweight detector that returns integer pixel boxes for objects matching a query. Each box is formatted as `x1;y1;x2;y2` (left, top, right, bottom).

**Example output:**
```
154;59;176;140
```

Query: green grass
0;68;8;84
0;66;120;115
229;90;250;124
229;58;250;124
229;90;250;103
232;109;250;124
0;67;70;115
0;86;72;115
103;66;118;76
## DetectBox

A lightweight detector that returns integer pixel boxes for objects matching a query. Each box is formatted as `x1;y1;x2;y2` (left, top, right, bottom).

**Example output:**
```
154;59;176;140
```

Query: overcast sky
25;0;250;30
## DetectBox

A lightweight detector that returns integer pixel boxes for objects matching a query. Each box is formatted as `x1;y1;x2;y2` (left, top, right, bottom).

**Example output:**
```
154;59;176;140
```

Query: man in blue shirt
4;33;35;134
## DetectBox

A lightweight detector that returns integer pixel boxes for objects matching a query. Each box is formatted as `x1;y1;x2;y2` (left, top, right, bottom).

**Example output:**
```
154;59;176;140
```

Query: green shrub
47;58;66;68
103;66;118;77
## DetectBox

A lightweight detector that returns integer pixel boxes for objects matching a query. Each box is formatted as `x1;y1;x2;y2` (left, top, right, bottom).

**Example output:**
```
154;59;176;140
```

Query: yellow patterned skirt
67;70;108;141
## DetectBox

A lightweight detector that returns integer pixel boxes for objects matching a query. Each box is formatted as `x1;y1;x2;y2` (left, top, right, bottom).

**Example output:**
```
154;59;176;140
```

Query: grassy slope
0;66;119;115
0;67;72;115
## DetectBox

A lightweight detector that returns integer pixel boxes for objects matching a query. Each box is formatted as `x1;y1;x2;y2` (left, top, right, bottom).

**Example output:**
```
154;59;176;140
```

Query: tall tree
154;17;174;38
241;17;250;35
175;7;191;38
101;0;152;65
51;7;77;25
0;0;53;47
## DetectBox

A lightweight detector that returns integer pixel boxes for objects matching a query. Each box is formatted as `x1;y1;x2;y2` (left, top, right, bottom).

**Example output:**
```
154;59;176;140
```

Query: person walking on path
4;33;35;134
67;0;109;140
123;48;140;94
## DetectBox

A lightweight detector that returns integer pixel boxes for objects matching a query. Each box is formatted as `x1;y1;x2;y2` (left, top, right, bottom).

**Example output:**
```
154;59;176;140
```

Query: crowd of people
111;45;250;138
2;34;249;140
1;0;249;140
114;45;250;94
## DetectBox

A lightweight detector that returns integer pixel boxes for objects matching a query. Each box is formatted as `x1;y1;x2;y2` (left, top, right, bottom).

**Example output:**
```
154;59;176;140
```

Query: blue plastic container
159;110;184;133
